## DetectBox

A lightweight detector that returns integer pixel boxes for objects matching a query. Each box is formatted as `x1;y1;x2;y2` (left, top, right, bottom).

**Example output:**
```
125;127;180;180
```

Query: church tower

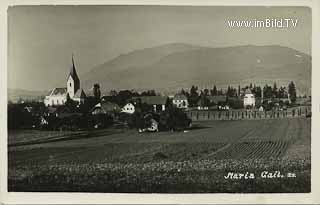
67;54;80;98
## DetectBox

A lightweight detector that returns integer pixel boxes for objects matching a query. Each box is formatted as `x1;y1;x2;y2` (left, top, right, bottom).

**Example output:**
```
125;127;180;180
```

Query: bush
159;107;191;131
87;114;113;129
8;104;37;129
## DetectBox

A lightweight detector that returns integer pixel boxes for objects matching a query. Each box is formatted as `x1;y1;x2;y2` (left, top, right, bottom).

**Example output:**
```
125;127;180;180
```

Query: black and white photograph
4;3;314;197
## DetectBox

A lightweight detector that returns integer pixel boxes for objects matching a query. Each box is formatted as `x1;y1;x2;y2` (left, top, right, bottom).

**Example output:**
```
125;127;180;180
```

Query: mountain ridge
8;43;311;102
81;43;311;96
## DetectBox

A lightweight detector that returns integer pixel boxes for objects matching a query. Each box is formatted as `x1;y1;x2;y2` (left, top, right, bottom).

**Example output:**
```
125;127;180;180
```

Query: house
46;107;58;117
91;102;121;115
40;116;49;126
295;97;311;106
121;103;135;114
197;97;209;110
139;118;159;133
73;89;86;104
243;89;255;108
138;114;159;132
44;55;86;107
197;95;228;110
55;106;80;119
276;98;291;105
207;95;227;105
258;105;264;112
132;96;168;112
173;94;188;109
218;105;230;110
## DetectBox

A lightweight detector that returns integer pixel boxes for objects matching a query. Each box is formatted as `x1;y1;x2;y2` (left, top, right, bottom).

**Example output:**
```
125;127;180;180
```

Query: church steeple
67;54;80;98
69;54;80;83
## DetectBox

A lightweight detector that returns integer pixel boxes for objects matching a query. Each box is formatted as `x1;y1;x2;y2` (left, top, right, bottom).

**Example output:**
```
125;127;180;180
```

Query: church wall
44;95;66;107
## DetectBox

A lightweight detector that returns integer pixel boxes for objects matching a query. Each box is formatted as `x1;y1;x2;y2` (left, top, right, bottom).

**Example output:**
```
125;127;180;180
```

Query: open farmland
8;118;311;193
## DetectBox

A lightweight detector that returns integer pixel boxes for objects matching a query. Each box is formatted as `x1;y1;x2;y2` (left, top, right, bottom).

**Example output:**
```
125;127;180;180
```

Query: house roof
124;102;135;107
74;88;86;98
244;89;253;95
101;101;121;112
173;93;187;100
207;95;227;103
48;107;57;113
133;96;168;105
48;88;67;97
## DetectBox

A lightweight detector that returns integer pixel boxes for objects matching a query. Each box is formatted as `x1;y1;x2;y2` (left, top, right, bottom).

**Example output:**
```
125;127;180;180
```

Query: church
44;56;86;107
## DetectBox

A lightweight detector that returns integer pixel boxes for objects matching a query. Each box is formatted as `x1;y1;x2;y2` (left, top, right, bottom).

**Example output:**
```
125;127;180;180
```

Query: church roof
48;87;67;96
173;93;187;100
74;88;86;98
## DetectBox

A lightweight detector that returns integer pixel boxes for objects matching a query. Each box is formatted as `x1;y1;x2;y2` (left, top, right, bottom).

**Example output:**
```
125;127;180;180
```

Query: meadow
8;118;311;193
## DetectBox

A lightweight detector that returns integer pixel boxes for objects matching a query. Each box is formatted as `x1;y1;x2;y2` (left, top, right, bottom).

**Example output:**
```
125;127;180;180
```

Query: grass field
8;118;311;193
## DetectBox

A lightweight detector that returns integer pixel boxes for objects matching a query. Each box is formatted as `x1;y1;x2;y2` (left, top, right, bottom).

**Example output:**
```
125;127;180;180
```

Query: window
70;83;71;87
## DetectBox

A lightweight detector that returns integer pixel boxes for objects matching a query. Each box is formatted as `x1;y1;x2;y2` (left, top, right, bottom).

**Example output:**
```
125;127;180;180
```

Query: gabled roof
173;93;187;100
74;88;86;98
48;88;67;97
133;96;168;105
124;102;135;107
207;95;227;103
244;89;253;95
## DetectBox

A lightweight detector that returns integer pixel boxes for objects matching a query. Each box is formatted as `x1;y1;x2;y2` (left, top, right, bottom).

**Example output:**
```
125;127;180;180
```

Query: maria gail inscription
224;171;297;180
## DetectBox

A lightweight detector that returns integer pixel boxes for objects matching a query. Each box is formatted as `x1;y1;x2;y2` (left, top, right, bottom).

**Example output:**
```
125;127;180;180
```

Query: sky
8;5;311;91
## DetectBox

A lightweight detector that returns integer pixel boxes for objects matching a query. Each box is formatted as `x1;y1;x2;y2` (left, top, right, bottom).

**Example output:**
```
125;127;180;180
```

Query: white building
132;96;167;112
121;103;135;114
173;93;188;109
44;55;86;106
44;88;67;106
243;89;255;108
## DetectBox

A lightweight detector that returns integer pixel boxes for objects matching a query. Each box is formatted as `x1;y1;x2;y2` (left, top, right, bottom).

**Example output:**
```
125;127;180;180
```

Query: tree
278;86;286;98
199;95;210;107
226;86;231;97
188;85;199;107
263;84;273;98
210;85;218;96
288;81;297;103
217;89;224;95
272;82;278;98
117;90;135;106
109;90;118;96
93;83;101;100
141;90;156;96
65;93;78;111
203;88;209;96
180;88;190;98
159;107;191;131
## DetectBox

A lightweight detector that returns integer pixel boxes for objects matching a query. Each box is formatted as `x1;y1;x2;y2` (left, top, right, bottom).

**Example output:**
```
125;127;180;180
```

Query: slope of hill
81;44;311;96
8;89;48;103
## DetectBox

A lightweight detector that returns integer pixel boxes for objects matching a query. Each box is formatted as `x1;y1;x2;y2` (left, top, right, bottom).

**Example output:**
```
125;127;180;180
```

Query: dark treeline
105;89;157;106
179;81;298;107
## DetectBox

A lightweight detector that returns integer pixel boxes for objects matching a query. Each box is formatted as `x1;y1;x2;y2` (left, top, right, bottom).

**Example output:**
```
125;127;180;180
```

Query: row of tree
179;82;298;107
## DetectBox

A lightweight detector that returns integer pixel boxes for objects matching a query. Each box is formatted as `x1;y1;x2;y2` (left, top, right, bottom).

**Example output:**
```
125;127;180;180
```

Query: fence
186;106;311;121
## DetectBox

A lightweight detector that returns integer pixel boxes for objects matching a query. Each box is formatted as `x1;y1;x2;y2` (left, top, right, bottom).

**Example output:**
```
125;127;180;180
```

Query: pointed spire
69;54;79;81
72;53;74;67
68;53;80;93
